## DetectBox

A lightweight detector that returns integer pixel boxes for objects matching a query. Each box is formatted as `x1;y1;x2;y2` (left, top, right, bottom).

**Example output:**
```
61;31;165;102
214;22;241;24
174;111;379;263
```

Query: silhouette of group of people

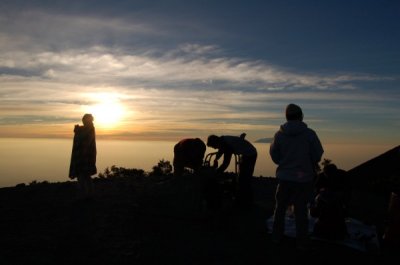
69;103;352;249
68;113;259;207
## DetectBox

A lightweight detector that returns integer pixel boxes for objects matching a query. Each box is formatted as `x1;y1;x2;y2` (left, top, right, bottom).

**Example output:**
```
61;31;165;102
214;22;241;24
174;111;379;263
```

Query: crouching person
310;189;348;240
173;138;206;177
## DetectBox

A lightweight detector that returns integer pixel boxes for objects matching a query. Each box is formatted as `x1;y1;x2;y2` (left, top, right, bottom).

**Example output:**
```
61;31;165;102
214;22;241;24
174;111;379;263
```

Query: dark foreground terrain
0;174;396;265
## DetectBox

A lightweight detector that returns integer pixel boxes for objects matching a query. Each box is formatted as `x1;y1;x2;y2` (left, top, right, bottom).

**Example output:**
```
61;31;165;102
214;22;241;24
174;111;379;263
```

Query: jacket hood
279;121;308;136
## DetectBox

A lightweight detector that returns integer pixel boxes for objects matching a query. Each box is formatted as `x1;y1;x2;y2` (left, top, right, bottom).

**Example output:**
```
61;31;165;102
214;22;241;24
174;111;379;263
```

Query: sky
0;0;399;147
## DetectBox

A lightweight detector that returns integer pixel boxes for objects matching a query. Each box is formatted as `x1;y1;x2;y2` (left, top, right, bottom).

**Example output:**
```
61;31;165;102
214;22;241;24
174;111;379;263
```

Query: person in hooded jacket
269;103;324;250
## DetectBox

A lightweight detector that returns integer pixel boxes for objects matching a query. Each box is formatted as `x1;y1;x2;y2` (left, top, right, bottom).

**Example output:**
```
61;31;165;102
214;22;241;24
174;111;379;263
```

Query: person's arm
217;151;232;174
213;150;223;168
310;131;324;164
269;133;281;164
80;126;96;164
309;194;321;218
215;150;223;160
88;128;97;165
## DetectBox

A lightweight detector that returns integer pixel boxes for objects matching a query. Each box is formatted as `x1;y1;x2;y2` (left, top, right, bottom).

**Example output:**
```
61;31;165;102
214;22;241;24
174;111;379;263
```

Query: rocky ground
0;174;396;265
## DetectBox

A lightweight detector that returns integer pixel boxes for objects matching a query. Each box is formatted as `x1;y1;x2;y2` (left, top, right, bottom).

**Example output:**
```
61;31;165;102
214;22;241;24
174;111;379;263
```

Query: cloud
0;10;159;50
255;138;273;143
0;115;75;125
1;9;391;92
0;45;387;93
0;7;398;141
178;43;220;55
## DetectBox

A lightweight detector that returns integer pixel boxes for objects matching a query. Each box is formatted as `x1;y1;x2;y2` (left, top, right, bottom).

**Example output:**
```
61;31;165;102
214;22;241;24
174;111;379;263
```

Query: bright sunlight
85;93;126;128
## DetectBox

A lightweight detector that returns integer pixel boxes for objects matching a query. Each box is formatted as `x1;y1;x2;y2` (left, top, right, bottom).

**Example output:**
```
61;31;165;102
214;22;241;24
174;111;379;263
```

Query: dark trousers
272;180;313;247
237;154;257;207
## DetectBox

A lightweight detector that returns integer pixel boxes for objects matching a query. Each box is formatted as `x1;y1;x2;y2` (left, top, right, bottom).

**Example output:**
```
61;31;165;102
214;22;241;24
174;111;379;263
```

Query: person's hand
213;159;218;168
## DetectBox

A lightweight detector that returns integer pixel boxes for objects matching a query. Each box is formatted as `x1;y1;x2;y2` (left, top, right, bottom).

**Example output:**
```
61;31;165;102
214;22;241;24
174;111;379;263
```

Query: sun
86;93;126;128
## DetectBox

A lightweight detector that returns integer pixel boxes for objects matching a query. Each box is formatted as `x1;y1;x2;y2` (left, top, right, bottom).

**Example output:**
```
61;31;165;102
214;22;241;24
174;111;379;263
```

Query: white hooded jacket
270;120;324;183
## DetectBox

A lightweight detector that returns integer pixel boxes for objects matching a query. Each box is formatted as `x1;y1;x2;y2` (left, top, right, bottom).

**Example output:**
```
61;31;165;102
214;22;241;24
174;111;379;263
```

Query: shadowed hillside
0;167;395;265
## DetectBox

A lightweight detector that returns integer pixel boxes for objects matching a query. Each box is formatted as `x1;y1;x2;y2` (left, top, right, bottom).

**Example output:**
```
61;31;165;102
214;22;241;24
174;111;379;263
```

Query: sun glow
86;93;126;128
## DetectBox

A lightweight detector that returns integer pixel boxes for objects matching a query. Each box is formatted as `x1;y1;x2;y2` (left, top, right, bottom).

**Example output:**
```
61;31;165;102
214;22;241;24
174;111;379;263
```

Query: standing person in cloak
69;113;97;199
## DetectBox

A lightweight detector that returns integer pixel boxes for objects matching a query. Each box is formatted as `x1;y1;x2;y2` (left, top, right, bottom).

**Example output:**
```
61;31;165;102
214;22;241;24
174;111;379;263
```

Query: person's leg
272;181;291;243
84;175;94;197
238;155;256;207
77;174;93;198
293;181;313;248
76;174;86;199
77;174;85;193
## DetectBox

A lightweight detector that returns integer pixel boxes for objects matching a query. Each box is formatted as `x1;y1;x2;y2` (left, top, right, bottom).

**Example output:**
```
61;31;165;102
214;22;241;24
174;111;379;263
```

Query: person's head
323;163;344;190
207;135;220;149
82;113;94;126
323;163;338;177
285;103;303;121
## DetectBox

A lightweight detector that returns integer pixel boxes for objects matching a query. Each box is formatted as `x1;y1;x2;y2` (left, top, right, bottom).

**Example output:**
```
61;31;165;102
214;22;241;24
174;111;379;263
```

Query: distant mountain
255;137;273;143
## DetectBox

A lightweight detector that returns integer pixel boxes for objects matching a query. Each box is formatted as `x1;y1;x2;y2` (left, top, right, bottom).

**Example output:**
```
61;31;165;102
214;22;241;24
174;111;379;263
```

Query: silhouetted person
382;157;400;252
173;138;206;177
314;163;350;207
207;134;257;208
270;103;324;250
69;114;97;198
383;191;400;251
310;163;348;240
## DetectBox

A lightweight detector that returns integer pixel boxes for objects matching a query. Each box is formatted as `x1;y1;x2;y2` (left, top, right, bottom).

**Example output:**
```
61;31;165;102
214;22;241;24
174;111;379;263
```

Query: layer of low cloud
255;137;273;143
